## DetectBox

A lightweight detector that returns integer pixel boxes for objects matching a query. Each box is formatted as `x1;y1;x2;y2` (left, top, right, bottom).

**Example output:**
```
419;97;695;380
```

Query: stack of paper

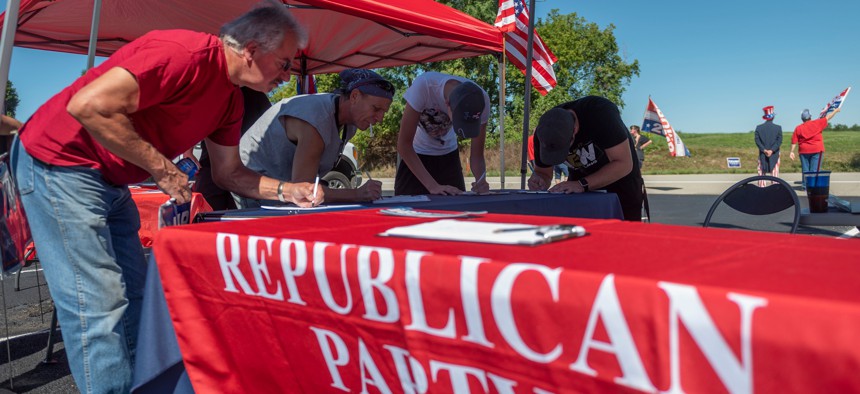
378;208;486;218
372;195;431;204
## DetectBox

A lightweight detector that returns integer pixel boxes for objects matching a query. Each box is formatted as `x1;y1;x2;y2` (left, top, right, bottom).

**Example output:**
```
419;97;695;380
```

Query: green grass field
371;131;860;177
639;131;860;175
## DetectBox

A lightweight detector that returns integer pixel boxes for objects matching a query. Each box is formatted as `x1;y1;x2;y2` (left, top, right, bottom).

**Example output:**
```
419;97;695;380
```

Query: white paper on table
372;195;431;204
261;204;363;211
460;191;510;196
380;219;586;245
378;207;485;218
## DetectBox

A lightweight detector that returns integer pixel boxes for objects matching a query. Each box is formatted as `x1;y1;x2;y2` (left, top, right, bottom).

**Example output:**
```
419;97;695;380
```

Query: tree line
826;124;860;131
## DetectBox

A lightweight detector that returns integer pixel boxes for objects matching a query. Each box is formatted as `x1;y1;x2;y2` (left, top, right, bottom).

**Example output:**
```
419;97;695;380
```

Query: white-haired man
11;2;322;391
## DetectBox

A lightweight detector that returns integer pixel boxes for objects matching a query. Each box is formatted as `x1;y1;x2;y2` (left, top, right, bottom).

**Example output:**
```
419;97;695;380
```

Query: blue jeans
800;152;822;187
553;164;569;180
11;138;146;393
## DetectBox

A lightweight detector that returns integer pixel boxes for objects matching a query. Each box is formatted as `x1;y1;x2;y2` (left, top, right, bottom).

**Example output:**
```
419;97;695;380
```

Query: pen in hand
312;175;319;205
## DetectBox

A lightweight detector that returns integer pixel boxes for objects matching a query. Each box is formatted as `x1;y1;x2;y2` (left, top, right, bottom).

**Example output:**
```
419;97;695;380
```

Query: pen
312;175;319;201
494;224;586;236
363;170;373;181
476;171;486;183
494;226;541;233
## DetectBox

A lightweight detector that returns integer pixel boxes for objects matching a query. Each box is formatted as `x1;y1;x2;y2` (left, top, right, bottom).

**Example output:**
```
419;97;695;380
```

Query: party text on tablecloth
215;232;768;394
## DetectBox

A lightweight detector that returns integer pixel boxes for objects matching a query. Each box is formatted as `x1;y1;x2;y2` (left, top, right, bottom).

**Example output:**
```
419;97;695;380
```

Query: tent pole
86;0;103;70
300;55;307;94
498;50;506;189
0;0;21;115
520;0;537;190
0;9;22;385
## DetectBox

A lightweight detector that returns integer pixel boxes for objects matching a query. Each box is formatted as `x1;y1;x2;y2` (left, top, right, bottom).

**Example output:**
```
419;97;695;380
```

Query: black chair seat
704;175;801;233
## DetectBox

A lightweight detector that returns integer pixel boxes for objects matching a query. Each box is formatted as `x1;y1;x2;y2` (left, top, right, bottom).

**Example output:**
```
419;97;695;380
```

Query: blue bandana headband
339;69;395;100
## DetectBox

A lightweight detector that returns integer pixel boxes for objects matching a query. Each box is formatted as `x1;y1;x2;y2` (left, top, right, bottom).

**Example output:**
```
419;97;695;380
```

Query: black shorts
394;149;464;195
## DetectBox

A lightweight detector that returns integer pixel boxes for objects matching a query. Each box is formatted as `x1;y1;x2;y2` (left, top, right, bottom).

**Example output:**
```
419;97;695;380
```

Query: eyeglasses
278;58;292;72
349;79;395;95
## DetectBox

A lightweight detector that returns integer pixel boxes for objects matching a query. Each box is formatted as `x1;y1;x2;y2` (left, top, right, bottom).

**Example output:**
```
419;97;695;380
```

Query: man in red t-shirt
10;3;320;392
790;107;840;187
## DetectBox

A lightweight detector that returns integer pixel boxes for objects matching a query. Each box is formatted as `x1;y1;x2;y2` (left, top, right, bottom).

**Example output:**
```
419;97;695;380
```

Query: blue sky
538;0;860;133
3;0;859;133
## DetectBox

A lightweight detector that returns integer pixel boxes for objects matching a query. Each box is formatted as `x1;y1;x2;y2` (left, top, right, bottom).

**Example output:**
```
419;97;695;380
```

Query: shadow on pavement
0;330;75;394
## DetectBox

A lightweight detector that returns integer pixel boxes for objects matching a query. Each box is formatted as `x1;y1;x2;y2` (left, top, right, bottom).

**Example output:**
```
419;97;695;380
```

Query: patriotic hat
762;106;775;120
449;81;485;139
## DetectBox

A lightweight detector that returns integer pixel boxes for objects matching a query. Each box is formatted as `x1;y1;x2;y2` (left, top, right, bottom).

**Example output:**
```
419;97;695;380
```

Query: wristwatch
578;177;589;192
277;181;286;203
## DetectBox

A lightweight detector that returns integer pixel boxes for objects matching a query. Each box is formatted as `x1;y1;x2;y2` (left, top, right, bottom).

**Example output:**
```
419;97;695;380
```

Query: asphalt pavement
0;172;856;393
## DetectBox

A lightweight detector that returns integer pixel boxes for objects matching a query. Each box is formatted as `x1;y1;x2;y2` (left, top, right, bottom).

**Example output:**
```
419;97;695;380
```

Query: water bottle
176;157;199;179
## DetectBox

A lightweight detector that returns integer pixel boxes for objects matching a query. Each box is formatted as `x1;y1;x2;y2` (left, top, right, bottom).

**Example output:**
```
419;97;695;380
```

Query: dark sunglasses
349;79;395;95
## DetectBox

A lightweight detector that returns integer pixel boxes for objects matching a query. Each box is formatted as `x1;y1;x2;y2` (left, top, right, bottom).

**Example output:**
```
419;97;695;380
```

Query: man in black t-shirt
194;87;272;210
529;96;643;221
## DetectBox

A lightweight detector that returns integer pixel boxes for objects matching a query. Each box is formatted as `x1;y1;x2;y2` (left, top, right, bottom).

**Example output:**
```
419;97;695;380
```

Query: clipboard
379;219;587;246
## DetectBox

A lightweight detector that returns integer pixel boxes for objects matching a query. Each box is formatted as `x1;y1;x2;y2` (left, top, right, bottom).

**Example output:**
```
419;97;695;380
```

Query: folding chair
703;175;800;233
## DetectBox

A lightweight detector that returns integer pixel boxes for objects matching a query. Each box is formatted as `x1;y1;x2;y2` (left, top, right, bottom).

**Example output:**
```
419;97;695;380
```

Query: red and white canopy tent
0;0;525;186
0;0;503;74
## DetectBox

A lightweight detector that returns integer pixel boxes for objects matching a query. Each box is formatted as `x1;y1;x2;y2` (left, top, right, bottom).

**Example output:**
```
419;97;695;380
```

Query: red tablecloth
11;186;210;266
152;210;860;393
131;186;211;247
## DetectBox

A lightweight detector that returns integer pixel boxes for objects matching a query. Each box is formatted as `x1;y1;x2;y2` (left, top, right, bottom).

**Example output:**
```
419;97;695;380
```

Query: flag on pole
296;74;317;95
494;0;558;95
641;97;691;157
818;87;851;118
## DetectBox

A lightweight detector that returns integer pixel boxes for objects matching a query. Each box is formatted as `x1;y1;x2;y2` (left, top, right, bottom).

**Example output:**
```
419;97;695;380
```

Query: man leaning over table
10;1;323;392
529;96;643;221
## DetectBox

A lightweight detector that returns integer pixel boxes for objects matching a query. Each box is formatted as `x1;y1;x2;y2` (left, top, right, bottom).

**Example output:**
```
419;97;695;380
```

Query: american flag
494;0;558;95
642;98;691;157
296;74;317;95
818;87;851;119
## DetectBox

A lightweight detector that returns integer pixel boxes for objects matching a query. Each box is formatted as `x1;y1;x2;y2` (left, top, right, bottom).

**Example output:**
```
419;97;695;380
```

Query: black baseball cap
449;81;485;138
535;107;575;165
